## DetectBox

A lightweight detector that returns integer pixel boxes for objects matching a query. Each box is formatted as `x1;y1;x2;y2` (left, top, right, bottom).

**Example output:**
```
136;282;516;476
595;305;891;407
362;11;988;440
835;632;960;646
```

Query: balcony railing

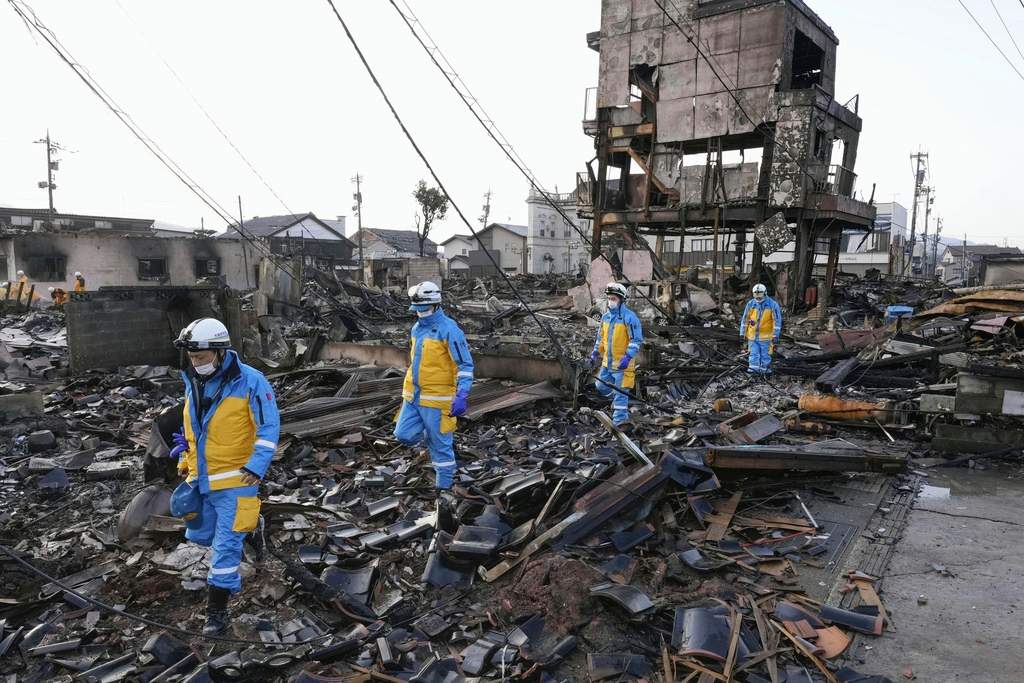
528;187;579;204
810;164;857;197
575;172;593;208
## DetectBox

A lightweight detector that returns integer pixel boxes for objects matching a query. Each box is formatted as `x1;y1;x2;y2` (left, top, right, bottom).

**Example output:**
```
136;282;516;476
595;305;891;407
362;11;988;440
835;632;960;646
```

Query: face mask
416;309;433;318
608;299;620;310
754;294;765;301
193;361;217;376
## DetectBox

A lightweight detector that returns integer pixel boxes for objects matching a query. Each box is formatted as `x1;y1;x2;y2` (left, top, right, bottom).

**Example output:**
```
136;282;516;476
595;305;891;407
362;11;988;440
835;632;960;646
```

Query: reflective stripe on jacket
181;350;280;493
592;304;643;387
402;308;474;410
741;296;783;341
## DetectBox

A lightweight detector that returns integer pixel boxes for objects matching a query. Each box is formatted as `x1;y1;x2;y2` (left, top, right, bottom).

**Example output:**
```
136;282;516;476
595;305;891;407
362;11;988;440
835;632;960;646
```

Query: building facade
467;223;527;275
223;213;354;272
582;0;875;310
526;189;591;274
1;231;263;294
353;228;439;260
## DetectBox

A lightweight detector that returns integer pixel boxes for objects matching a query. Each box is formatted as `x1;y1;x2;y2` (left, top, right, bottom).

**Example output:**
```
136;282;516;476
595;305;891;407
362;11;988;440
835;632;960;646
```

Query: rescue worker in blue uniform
394;281;474;491
740;283;783;374
167;317;280;635
589;282;643;426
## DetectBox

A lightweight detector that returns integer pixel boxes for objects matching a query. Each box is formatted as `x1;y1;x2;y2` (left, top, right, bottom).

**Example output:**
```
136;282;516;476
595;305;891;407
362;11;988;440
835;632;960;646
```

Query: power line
989;0;1024;63
321;0;571;361
957;0;1024;82
111;0;323;246
6;0;304;288
387;0;676;322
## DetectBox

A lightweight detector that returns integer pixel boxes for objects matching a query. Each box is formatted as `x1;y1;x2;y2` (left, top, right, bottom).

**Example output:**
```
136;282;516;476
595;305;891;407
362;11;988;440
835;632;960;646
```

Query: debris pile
2;273;1023;682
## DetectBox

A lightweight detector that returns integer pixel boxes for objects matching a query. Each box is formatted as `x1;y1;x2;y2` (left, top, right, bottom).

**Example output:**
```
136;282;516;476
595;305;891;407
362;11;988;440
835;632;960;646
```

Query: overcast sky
1;1;1022;247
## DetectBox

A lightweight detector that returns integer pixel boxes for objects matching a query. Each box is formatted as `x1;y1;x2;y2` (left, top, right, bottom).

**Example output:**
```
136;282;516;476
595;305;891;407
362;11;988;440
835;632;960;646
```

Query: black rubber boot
203;586;231;636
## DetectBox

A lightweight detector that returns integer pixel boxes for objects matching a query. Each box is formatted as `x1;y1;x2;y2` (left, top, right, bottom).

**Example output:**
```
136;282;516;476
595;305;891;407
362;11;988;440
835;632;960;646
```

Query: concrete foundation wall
4;232;260;293
66;287;242;373
406;258;443;289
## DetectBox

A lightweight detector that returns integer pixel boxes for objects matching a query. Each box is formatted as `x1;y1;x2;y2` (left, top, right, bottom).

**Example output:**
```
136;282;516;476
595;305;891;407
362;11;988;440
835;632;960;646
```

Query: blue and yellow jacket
181;350;280;493
741;296;783;342
592;304;643;388
402;308;474;413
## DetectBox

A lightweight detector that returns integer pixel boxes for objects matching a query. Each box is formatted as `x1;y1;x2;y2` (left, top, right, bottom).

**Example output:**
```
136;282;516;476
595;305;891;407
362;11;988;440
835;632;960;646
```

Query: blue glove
450;392;469;418
588;351;600;368
617;354;633;371
169;430;188;459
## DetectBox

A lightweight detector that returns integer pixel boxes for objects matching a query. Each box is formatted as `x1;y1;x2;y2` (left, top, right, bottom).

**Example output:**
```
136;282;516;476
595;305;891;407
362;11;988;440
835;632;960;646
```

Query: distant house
222;213;354;272
468;223;527;275
447;254;470;275
938;244;1022;285
440;234;474;260
354;228;439;259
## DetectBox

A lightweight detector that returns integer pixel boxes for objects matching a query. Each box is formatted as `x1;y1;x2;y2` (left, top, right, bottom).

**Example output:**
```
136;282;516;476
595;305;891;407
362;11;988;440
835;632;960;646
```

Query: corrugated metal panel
656;97;695;143
630;28;663;66
597;34;631;108
602;0;631;36
738;44;783;89
740;4;787;50
659;59;697;100
696;51;738;95
694;92;730;139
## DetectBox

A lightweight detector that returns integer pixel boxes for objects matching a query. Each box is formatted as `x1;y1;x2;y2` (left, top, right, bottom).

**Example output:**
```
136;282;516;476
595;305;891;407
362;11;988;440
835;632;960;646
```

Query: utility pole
905;151;929;278
920;186;935;276
479;189;493;228
932;217;943;282
351;174;364;283
238;196;251;288
34;130;60;229
962;233;968;286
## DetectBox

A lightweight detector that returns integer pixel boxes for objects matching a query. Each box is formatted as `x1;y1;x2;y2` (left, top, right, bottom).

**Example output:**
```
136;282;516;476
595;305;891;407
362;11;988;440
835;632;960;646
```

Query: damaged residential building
1;208;355;296
581;0;875;311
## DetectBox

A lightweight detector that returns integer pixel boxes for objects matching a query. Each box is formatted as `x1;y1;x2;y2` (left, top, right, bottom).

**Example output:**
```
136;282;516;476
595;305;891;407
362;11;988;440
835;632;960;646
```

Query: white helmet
408;281;442;306
174;318;232;351
48;287;56;293
74;271;83;278
752;284;767;296
605;282;629;300
16;270;24;277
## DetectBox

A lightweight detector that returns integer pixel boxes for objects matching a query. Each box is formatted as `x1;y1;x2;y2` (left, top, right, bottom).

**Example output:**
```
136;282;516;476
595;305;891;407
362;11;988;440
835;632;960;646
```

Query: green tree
412;180;449;257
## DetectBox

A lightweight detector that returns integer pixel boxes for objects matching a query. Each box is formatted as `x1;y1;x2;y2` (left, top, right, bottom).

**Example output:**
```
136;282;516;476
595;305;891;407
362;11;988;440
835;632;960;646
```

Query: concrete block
0;392;43;418
85;461;131;481
27;430;57;452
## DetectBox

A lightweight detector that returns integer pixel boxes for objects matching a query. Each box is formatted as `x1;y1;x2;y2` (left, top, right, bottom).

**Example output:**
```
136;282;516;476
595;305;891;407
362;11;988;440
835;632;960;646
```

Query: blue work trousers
747;339;775;374
595;367;630;425
394;401;456;489
183;485;260;593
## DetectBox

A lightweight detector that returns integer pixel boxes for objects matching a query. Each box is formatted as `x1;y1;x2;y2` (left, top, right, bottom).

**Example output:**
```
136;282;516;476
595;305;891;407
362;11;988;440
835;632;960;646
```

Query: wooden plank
706;492;742;542
626;147;679;198
770;621;838;683
722;610;742;681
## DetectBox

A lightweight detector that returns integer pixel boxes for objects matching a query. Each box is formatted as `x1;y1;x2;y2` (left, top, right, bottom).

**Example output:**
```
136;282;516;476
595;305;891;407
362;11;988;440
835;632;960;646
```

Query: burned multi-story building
581;0;875;310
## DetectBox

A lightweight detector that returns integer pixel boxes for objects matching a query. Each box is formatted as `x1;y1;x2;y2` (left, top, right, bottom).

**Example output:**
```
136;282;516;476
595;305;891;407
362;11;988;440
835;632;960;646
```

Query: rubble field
2;274;1024;683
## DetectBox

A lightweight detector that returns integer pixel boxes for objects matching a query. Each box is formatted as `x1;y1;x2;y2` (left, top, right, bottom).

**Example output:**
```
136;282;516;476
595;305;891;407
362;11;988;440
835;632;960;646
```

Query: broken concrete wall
66;287;242;373
407;258;444;290
255;256;301;317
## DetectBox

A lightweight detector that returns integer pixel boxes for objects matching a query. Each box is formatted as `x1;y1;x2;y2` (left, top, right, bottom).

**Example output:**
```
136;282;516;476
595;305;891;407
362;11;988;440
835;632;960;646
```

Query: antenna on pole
479;189;492;227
